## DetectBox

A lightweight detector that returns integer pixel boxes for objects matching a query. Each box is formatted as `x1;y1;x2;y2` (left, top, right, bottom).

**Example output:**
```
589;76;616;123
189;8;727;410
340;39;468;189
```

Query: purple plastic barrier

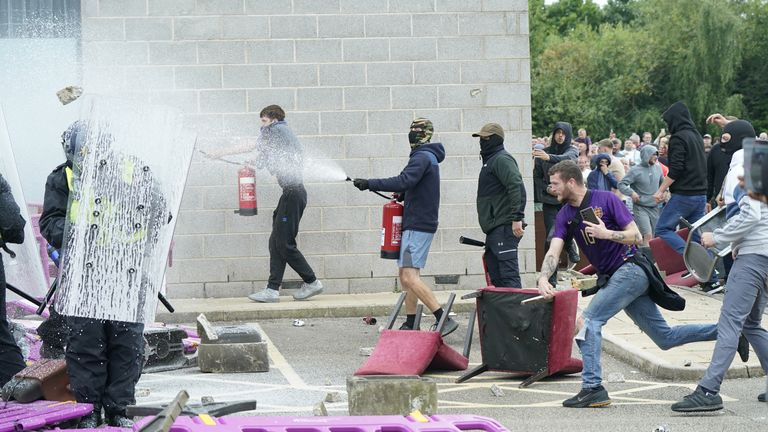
0;400;93;432
109;413;509;432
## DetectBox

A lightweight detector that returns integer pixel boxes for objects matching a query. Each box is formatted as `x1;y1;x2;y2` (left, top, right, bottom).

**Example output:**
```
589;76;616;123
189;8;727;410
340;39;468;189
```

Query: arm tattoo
540;255;558;278
610;232;625;241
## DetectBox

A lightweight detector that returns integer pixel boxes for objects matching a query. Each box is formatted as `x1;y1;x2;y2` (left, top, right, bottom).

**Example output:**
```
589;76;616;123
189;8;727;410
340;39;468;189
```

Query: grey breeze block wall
80;0;534;299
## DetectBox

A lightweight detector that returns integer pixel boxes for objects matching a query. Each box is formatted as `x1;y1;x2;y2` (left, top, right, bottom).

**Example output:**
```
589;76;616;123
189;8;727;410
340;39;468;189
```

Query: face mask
408;130;421;145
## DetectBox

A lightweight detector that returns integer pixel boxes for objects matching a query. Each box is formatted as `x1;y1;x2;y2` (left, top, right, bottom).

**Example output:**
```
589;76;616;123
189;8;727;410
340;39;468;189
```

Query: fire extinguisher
236;166;257;216
380;198;403;259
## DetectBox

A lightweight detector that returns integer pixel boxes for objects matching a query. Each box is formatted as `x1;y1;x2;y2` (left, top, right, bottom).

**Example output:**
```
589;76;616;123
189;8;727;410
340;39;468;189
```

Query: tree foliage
531;0;766;138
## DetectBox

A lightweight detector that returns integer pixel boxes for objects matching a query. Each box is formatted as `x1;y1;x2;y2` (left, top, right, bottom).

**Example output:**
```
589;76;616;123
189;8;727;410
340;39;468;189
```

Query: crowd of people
535;101;768;412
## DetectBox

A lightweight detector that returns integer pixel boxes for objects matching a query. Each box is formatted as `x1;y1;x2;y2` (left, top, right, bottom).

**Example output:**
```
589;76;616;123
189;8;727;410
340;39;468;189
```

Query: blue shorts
398;230;434;269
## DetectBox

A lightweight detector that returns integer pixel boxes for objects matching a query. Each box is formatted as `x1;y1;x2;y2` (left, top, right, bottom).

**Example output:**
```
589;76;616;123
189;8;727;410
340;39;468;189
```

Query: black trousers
267;186;316;289
0;276;25;386
65;316;144;416
542;203;579;286
484;225;522;288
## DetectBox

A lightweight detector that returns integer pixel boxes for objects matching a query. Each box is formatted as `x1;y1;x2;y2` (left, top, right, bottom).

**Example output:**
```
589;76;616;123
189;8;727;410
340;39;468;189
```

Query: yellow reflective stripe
409;410;429;423
122;159;134;183
197;414;216;426
65;167;74;192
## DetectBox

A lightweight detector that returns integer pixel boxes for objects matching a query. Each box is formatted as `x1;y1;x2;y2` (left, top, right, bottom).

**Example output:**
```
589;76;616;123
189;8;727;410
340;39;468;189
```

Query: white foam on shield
55;95;195;323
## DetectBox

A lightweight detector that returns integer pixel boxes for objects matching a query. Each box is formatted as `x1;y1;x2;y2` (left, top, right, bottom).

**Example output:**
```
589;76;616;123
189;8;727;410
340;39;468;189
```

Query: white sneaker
248;287;279;303
293;280;323;301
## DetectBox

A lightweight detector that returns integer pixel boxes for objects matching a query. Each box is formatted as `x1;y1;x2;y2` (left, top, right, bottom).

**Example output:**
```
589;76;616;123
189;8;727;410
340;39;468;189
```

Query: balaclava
408;118;434;150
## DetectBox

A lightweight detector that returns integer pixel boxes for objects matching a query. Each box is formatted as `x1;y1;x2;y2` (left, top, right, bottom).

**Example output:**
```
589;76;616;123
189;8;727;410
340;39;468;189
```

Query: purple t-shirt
553;190;635;275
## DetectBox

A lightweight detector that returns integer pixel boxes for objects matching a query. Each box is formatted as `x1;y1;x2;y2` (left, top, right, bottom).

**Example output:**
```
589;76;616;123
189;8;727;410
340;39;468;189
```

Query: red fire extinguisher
381;199;403;259
237;166;257;216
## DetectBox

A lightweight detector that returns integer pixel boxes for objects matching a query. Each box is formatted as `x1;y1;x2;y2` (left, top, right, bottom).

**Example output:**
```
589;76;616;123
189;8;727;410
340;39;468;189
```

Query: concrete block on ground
198;342;269;373
347;375;437;416
197;314;262;344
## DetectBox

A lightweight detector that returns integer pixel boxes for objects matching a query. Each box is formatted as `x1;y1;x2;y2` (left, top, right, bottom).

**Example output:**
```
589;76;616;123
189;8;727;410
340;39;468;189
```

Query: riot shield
0;106;48;299
55;95;195;324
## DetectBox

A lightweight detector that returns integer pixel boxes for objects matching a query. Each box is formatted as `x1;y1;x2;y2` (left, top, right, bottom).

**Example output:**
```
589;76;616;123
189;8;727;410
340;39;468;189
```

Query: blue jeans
577;262;718;389
655;194;706;255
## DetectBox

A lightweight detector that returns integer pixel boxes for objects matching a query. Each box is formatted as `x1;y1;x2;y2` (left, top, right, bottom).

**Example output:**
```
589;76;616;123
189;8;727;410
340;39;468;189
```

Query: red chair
456;287;582;387
648;229;698;287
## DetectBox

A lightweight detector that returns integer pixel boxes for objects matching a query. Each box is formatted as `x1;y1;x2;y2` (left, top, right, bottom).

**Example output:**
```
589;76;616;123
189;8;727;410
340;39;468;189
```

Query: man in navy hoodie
353;118;457;337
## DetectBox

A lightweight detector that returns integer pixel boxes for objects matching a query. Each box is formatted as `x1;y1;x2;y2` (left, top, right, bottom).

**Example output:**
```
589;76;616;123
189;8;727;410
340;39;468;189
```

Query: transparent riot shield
0;106;48;300
55;95;195;324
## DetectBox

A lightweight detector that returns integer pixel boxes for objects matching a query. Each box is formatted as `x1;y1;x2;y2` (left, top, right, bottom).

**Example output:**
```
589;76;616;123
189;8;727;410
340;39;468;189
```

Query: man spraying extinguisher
353;118;458;337
206;105;323;303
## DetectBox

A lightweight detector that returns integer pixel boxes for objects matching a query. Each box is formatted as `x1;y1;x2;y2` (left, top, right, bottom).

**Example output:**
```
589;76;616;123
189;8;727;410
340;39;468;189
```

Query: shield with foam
55;96;195;324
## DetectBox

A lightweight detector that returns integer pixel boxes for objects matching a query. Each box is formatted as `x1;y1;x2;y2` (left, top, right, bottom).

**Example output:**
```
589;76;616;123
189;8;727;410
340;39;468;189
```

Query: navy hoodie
533;121;578;205
368;143;445;233
662;101;707;195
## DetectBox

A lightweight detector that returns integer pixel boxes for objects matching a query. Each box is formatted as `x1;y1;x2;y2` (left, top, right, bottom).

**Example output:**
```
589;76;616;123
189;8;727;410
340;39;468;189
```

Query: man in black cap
473;123;525;287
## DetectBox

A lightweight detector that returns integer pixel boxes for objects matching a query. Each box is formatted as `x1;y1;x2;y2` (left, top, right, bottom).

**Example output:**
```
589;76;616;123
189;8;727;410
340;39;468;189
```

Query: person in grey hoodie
671;192;768;412
618;145;663;246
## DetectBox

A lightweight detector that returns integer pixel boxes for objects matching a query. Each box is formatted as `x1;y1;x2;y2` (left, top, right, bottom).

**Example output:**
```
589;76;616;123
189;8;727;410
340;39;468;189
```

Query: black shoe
671;388;723;412
398;322;419;331
562;386;611;408
430;317;459;338
700;281;723;293
737;334;750;363
77;410;103;428
107;414;134;428
758;392;766;402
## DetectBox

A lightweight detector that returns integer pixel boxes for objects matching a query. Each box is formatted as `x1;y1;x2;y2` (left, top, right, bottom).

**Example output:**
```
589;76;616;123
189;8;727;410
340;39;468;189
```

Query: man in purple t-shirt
537;161;717;409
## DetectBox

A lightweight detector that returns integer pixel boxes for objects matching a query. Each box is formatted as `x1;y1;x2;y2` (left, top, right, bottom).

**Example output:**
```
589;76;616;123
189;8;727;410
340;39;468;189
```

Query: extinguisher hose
346;176;394;201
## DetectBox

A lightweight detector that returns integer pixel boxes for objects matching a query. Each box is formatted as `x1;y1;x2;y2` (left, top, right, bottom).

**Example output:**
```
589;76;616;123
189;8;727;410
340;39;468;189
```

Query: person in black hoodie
473;123;526;288
533;121;579;283
706;121;755;212
653;101;715;287
353;118;458;337
0;173;26;386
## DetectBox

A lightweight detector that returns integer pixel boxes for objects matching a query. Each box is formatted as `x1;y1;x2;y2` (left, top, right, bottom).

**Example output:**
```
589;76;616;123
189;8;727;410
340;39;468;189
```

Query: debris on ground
324;392;342;403
293;319;305;327
490;384;505;397
359;347;374;356
313;401;328;416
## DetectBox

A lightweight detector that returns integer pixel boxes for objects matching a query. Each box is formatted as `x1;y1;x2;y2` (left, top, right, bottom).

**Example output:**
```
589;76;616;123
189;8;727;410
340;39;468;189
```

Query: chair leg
518;368;549;388
455;363;488;384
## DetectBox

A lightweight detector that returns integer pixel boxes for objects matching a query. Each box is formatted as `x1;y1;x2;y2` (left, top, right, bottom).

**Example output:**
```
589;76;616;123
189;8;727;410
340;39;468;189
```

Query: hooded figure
533;121;580;275
618;145;663;208
534;122;579;205
707;120;756;205
587;153;619;191
661;101;707;196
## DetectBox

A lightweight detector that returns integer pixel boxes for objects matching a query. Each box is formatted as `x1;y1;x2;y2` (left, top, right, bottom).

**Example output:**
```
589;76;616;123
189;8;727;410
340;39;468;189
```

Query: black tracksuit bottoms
65;316;144;416
267;185;316;290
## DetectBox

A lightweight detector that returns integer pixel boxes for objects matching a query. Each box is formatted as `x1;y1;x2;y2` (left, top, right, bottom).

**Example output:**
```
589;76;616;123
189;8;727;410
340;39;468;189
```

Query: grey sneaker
430;317;459;338
671;387;723;412
293;280;324;301
248;287;279;303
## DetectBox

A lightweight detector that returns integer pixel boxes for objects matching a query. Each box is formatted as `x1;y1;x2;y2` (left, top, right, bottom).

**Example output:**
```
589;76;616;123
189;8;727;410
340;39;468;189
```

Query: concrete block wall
80;0;535;299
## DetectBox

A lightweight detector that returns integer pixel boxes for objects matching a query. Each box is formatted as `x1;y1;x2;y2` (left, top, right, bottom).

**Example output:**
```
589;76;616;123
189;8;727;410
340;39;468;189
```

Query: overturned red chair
456;287;582;387
354;293;469;376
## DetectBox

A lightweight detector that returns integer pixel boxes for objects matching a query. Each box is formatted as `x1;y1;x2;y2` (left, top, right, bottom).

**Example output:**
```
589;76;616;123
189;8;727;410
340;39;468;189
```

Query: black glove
353;179;369;191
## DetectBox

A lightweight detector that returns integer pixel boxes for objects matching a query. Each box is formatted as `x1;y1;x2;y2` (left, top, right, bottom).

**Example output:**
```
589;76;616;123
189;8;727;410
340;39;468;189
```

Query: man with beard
472;123;525;288
653;101;716;290
538;160;721;408
533;122;579;283
618;145;663;246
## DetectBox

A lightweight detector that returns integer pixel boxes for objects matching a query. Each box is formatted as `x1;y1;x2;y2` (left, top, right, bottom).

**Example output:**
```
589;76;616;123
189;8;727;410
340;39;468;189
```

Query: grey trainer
293;280;324;301
248;287;279;303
